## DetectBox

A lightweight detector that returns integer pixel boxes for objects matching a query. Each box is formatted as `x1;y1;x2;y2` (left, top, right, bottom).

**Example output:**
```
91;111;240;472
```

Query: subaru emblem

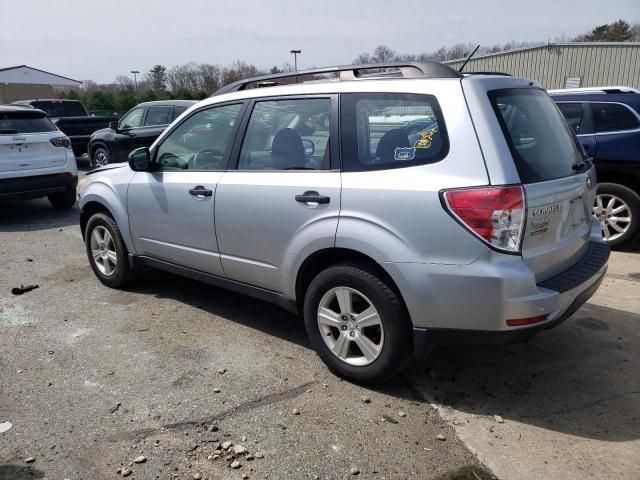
586;176;593;189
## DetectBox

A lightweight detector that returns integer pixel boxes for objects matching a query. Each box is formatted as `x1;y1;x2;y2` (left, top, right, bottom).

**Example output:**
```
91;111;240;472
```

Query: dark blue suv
551;90;640;248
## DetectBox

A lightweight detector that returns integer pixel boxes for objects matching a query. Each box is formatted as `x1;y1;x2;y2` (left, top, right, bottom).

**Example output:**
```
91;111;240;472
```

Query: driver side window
119;108;145;129
155;104;242;171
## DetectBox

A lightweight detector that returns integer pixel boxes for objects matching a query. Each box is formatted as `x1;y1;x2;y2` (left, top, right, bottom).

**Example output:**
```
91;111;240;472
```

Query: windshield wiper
0;129;19;134
572;156;593;171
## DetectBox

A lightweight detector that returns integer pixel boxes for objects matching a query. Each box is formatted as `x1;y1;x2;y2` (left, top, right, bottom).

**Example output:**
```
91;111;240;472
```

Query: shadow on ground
0;463;44;480
403;303;640;443
128;268;640;444
0;199;80;232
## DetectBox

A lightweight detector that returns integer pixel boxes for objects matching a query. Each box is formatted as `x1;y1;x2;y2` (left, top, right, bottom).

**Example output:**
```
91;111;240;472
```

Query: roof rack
212;61;463;96
548;86;640;95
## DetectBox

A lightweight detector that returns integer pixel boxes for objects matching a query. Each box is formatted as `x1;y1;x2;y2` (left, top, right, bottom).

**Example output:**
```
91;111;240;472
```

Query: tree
147;65;167;91
574;19;634;42
372;45;397;62
197;63;222;93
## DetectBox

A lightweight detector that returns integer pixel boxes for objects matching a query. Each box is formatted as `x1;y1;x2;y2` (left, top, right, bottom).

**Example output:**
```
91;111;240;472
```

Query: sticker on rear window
394;147;416;161
414;127;438;149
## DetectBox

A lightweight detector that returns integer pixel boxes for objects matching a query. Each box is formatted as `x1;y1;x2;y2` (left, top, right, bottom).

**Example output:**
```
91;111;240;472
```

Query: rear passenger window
238;98;331;170
556;103;586;135
172;106;189;121
144;106;172;126
340;93;448;171
591;103;640;133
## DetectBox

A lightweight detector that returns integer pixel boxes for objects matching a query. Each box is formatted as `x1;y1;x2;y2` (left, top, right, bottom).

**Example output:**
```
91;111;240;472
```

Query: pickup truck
11;99;118;157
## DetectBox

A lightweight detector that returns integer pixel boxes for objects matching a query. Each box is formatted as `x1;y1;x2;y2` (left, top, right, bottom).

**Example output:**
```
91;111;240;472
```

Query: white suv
0;106;78;208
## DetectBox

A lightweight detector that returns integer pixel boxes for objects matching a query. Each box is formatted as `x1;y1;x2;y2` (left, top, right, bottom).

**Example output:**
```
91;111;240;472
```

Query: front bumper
0;174;78;201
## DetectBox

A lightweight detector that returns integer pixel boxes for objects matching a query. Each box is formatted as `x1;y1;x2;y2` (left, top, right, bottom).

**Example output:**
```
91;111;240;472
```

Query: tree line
58;19;639;116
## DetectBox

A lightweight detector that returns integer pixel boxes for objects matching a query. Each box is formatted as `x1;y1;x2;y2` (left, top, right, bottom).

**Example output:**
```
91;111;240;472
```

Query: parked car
87;100;196;168
0;105;78;208
79;63;609;383
11;99;118;157
551;88;640;248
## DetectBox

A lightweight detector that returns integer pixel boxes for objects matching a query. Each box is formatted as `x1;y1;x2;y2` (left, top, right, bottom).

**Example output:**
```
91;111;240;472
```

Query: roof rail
548;86;640;95
212;61;463;96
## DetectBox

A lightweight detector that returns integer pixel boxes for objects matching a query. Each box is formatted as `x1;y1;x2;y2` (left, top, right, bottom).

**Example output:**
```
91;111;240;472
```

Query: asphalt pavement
1;191;638;480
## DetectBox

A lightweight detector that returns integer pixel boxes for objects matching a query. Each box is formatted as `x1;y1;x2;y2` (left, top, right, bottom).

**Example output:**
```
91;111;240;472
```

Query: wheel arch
79;201;115;240
597;172;640;194
294;248;409;316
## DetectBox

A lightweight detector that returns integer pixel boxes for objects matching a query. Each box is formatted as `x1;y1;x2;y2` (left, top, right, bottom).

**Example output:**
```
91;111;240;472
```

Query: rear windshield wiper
0;129;19;134
572;157;593;171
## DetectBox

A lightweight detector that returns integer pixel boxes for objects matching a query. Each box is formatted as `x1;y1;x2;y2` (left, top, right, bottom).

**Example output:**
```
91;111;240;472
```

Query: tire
593;183;640;249
303;263;412;384
48;188;76;209
92;146;109;168
84;213;136;288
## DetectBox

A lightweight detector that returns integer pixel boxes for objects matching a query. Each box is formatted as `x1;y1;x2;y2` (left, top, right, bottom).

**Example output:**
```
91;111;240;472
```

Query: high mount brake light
50;137;72;149
443;186;525;253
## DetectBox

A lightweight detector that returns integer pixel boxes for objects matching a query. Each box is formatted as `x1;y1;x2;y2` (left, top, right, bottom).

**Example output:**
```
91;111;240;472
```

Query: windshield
489;88;585;183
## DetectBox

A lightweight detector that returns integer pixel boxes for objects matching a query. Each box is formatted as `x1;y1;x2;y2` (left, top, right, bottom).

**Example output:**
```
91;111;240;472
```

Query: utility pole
130;70;140;93
290;50;301;71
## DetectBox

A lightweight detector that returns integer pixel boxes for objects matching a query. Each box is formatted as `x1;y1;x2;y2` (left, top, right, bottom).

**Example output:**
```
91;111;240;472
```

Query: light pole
130;70;140;93
290;50;301;71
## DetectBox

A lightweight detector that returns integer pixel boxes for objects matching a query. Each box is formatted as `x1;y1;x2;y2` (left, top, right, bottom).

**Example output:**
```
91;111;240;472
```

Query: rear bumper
413;261;606;354
383;238;609;353
0;174;78;200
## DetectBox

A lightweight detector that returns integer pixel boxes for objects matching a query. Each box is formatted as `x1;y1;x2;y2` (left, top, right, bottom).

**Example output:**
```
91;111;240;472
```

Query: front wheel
92;146;109;168
85;213;136;288
303;263;412;384
593;183;640;249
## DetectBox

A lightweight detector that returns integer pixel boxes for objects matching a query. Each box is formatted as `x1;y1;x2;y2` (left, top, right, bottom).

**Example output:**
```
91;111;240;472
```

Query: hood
85;162;128;176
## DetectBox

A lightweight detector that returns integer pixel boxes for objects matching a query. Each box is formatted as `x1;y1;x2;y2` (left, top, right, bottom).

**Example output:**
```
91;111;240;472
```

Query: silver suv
79;63;609;383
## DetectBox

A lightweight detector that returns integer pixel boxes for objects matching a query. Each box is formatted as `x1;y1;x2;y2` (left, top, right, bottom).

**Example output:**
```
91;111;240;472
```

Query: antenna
458;45;481;73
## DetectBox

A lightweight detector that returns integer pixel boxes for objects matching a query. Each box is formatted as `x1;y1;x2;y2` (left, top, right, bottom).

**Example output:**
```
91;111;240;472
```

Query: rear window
340;93;448;171
489;88;585;183
0;111;56;134
31;101;86;117
591;102;640;133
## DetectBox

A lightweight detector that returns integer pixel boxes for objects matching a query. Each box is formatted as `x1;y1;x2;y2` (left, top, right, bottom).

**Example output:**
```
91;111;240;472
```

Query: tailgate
0;133;66;173
522;169;595;280
487;86;596;281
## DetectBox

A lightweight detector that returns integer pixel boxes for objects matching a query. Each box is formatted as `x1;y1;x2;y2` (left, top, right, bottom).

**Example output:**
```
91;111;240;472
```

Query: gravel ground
0;196;494;479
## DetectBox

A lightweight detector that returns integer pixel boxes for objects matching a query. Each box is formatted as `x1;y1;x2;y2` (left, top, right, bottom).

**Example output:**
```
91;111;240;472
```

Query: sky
1;0;639;84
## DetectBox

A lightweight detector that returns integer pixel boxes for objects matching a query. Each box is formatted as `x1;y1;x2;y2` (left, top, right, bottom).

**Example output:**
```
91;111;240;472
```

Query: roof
136;100;198;107
445;42;640;64
0;65;82;86
0;105;46;113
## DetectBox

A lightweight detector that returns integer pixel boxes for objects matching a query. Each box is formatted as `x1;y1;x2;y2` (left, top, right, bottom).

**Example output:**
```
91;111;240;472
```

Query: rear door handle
189;186;212;197
295;191;330;204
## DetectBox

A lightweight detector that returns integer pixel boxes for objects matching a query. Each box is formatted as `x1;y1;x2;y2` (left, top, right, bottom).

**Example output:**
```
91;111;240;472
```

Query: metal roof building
445;42;640;90
0;65;82;103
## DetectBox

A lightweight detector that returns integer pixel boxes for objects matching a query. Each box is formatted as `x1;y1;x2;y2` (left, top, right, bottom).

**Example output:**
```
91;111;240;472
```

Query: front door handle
189;186;212;197
295;191;330;204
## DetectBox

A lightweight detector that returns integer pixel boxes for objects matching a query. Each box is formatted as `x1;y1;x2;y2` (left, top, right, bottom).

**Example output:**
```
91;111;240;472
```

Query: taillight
443;185;525;253
50;137;72;149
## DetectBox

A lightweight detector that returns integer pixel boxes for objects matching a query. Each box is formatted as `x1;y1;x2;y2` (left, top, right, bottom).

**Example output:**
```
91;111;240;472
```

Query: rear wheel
92;147;109;168
303;263;412;384
85;213;136;288
593;183;640;249
48;188;76;209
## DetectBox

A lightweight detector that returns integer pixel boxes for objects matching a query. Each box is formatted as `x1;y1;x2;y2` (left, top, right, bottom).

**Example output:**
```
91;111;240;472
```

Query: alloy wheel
317;286;384;366
593;193;632;242
94;150;108;167
90;226;117;276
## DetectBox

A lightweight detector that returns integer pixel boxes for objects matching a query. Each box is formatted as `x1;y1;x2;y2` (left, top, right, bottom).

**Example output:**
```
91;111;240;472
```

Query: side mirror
109;120;119;131
128;147;151;171
302;139;315;156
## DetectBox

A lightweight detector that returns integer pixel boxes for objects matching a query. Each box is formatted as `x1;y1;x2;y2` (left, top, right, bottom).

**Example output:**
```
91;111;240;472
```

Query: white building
0;65;82;103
